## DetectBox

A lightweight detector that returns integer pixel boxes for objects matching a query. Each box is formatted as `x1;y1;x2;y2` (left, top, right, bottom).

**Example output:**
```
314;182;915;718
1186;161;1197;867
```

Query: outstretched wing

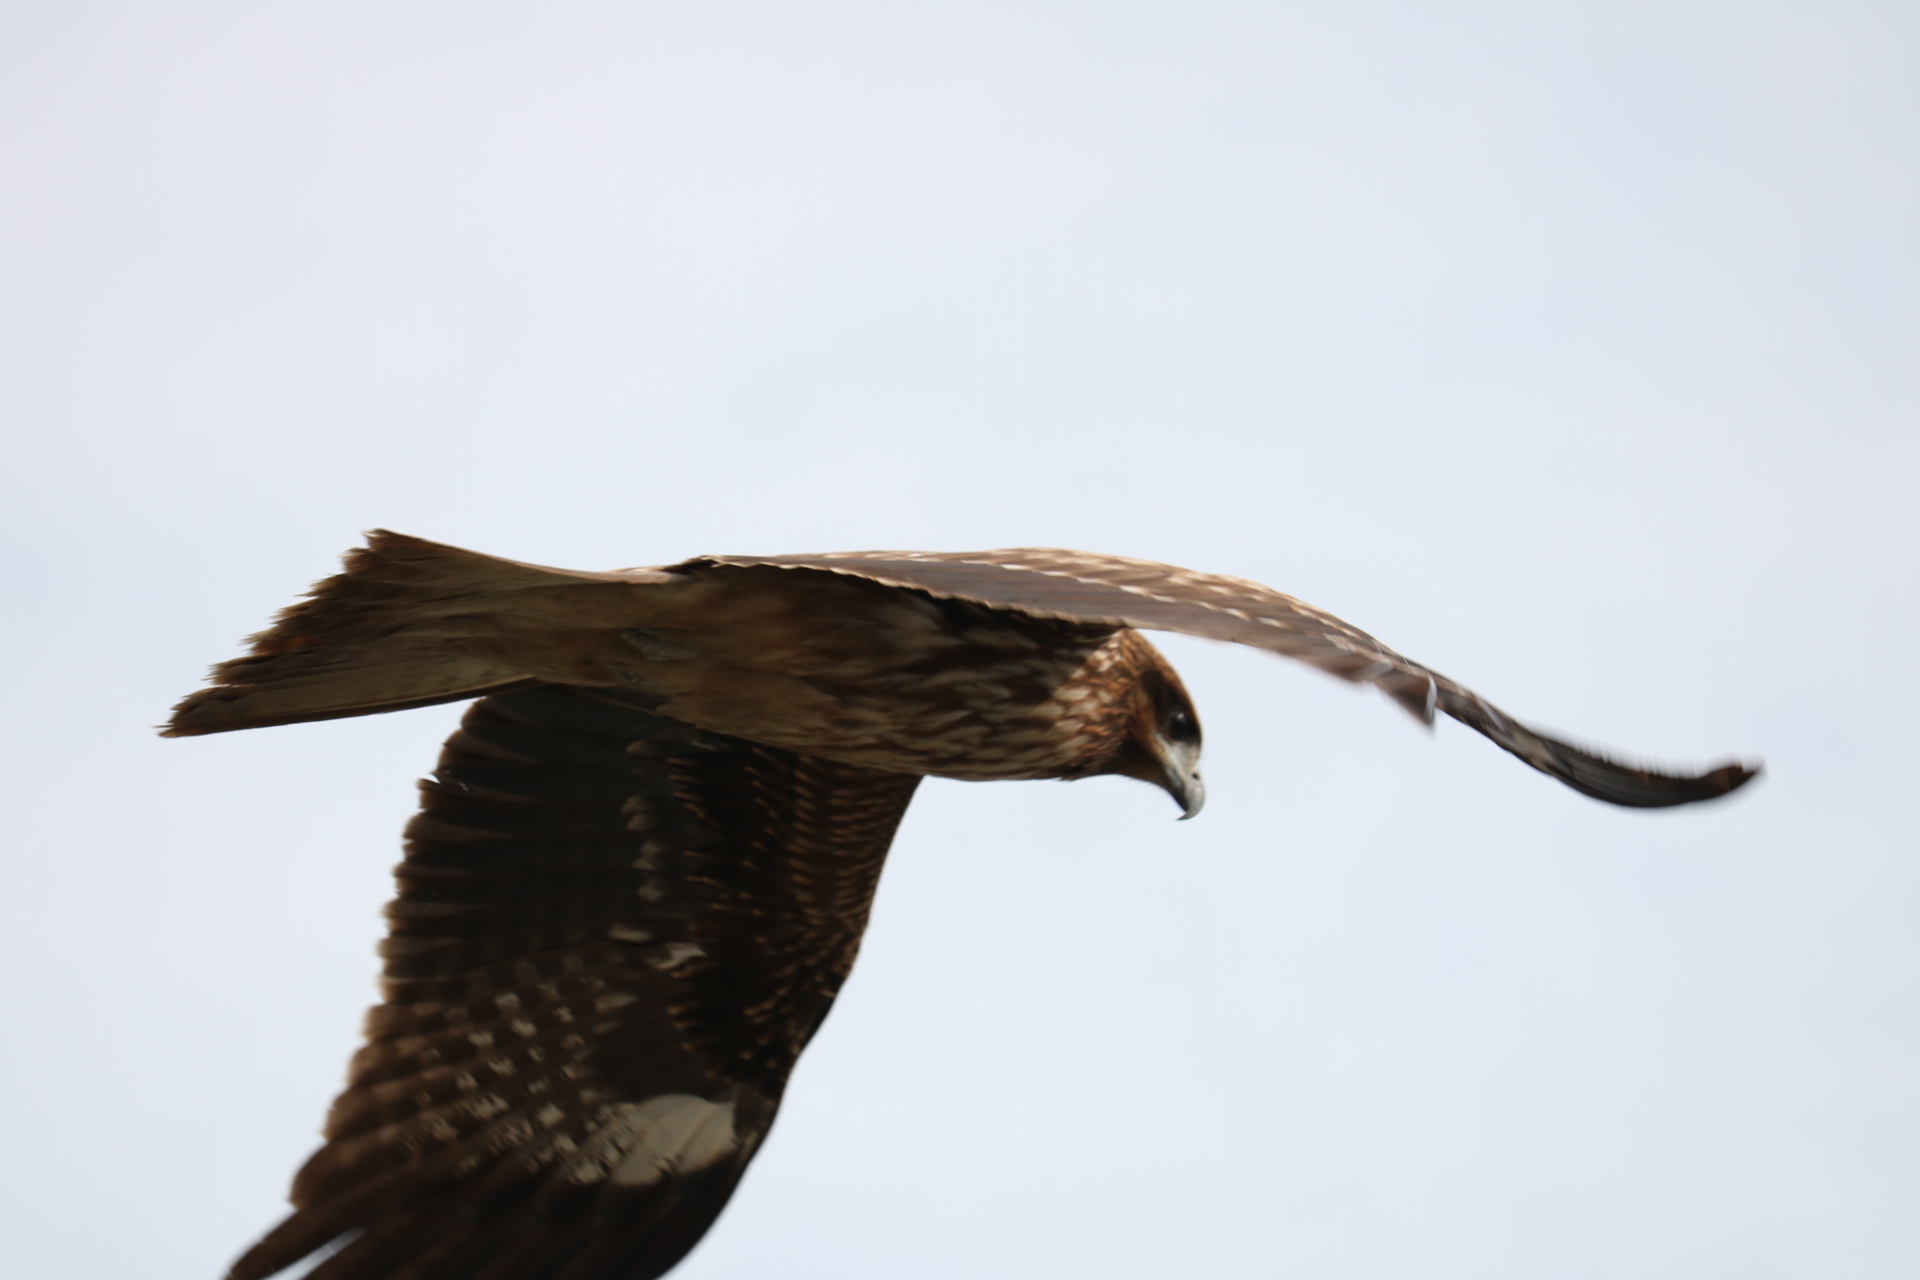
231;685;921;1280
687;549;1757;808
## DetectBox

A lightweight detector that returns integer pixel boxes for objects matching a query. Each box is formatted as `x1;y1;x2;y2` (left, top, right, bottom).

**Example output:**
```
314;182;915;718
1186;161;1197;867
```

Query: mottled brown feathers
171;532;1756;1280
229;687;918;1280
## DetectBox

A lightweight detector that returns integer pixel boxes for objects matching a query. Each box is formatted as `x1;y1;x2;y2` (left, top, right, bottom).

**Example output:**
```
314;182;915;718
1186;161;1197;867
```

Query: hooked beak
1158;735;1206;819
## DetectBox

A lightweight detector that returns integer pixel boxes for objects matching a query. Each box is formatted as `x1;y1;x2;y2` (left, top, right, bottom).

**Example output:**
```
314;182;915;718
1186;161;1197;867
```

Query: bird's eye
1165;708;1197;739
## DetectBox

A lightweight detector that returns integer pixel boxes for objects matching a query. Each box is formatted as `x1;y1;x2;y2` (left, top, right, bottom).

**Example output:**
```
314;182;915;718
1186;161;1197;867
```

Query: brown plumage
168;532;1757;1280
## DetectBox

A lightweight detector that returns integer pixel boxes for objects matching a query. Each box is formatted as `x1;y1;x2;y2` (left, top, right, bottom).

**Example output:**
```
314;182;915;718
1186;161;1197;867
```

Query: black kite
166;532;1757;1280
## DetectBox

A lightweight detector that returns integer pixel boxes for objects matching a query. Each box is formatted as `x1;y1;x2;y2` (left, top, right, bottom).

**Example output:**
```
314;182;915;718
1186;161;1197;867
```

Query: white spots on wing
608;923;653;945
690;548;1462;775
468;1093;510;1120
646;942;706;972
567;1095;739;1188
467;1031;495;1050
509;1018;538;1038
536;1103;567;1128
741;549;1440;694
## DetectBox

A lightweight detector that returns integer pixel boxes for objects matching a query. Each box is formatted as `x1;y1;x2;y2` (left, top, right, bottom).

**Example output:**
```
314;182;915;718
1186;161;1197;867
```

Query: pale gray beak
1159;736;1205;819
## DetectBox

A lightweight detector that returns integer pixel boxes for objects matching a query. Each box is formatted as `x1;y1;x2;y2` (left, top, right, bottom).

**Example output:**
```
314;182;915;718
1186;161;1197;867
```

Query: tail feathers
164;531;674;737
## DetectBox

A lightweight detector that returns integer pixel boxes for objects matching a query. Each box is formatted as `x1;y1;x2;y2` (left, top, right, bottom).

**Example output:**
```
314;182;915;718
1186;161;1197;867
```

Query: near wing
231;686;921;1280
688;549;1757;808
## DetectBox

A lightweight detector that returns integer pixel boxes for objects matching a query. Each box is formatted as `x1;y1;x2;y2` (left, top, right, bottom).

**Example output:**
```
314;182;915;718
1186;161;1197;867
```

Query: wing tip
1693;757;1764;800
1568;752;1764;809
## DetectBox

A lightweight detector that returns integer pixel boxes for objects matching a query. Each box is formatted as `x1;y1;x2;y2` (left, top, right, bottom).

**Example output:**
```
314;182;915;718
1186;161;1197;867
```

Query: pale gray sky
2;3;1915;1277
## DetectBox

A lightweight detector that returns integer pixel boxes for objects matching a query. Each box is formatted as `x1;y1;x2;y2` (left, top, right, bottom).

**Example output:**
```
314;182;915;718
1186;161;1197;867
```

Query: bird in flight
168;531;1756;1280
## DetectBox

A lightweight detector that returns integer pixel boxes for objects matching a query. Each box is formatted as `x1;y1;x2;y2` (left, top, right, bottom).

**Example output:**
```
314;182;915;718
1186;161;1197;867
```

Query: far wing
688;549;1757;808
230;686;921;1280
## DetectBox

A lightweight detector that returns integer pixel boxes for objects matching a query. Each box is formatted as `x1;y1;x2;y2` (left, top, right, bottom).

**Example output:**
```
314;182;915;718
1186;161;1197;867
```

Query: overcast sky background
2;3;1916;1277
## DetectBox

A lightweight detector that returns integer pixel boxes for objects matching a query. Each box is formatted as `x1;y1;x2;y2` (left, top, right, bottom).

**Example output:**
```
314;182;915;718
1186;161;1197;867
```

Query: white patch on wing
564;1095;739;1187
646;942;705;971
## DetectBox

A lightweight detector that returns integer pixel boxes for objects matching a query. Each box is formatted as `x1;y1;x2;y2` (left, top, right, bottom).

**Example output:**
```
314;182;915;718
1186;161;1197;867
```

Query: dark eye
1165;708;1197;740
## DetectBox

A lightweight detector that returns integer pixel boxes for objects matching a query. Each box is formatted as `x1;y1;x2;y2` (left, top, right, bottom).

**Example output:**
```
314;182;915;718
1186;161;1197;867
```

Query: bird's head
1102;634;1206;818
